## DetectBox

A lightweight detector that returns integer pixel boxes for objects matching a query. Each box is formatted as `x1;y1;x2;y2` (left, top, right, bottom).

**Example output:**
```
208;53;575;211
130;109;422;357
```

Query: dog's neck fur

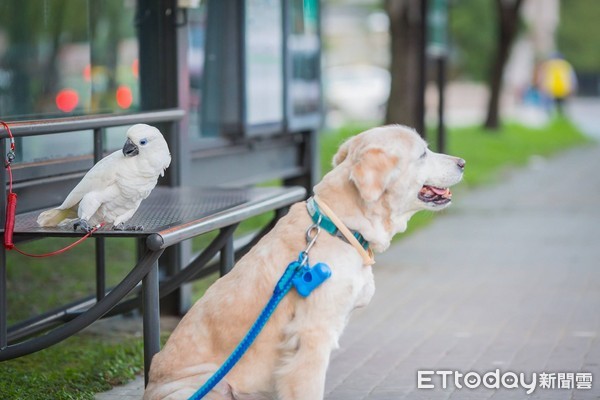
313;167;416;253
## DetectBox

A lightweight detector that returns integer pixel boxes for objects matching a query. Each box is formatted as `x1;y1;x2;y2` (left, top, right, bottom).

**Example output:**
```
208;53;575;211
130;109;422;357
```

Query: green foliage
319;123;372;178
445;117;589;187
6;238;137;325
449;0;495;81
557;0;600;72
0;335;144;400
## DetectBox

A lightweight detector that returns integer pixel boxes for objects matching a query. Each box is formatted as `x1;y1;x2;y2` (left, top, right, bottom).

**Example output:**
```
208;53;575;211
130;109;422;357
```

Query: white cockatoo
37;124;171;232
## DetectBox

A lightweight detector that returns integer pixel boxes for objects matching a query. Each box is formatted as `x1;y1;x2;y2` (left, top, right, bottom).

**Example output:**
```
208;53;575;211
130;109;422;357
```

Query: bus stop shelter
0;0;321;383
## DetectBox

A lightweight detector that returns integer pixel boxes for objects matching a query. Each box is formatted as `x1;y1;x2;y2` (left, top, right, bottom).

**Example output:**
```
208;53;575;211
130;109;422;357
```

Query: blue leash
189;223;330;400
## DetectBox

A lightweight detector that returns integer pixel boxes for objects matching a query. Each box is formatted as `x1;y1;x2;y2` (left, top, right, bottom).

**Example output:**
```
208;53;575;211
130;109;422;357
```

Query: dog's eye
420;150;427;159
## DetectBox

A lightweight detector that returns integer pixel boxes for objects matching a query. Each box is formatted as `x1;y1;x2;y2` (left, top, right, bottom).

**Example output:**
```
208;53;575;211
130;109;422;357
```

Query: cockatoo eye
140;138;148;146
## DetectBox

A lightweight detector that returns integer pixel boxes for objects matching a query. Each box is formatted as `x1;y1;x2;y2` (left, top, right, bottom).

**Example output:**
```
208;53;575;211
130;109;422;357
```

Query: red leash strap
1;120;102;257
1;120;17;250
4;193;17;250
11;223;105;258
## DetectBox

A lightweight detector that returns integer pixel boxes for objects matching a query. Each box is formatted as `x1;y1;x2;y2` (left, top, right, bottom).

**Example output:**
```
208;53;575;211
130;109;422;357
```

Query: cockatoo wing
56;150;122;210
37;150;123;227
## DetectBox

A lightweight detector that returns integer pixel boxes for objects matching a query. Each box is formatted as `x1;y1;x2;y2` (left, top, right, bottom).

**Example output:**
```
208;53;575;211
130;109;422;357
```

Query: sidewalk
97;143;600;399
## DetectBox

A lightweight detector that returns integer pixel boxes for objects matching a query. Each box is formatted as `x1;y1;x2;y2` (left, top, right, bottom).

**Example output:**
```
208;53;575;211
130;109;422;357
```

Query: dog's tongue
429;186;449;195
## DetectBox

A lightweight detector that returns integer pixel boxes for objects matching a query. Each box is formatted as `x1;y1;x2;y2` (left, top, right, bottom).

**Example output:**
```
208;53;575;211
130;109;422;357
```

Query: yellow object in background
540;58;576;99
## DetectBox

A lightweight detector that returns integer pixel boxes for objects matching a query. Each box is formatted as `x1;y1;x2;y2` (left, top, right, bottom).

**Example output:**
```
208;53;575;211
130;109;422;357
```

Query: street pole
436;56;446;153
417;0;428;137
427;0;449;153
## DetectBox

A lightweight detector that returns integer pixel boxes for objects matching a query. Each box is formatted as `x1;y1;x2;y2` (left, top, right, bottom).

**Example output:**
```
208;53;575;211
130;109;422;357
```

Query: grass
0;116;590;399
1;335;144;400
6;238;137;325
445;118;590;187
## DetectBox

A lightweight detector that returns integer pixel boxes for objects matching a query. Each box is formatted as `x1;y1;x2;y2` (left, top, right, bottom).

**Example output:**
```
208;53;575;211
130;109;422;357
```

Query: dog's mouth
418;185;452;206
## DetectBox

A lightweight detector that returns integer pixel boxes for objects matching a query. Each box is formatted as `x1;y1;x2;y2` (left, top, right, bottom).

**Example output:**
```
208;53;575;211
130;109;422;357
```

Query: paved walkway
567;98;600;140
97;143;600;399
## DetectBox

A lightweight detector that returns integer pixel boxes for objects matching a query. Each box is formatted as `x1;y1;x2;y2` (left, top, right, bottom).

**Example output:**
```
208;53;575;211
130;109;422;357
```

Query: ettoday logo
417;370;593;394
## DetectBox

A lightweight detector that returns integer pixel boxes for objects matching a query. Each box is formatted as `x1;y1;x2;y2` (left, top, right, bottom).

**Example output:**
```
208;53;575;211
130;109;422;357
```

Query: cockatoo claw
113;223;144;231
73;219;92;233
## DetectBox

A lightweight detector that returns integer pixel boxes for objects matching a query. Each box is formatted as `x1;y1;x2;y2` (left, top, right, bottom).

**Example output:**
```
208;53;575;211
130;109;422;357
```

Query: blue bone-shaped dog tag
293;262;332;297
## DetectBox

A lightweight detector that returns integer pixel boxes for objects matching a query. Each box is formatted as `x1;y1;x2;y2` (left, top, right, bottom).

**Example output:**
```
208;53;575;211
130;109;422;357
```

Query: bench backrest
0;110;183;215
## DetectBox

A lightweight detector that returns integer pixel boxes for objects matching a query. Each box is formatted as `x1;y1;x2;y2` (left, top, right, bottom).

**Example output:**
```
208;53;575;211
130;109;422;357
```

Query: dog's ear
350;147;398;203
332;139;351;167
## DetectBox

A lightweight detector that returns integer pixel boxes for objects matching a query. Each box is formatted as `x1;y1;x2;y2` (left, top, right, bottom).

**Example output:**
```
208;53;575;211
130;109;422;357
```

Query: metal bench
0;185;305;383
0;113;307;384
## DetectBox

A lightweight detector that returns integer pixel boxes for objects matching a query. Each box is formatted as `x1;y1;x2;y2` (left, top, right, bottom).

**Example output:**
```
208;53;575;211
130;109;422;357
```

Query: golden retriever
144;125;465;399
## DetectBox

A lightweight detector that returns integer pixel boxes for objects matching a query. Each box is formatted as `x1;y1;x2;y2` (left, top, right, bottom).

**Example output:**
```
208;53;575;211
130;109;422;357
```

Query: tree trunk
484;0;525;130
385;0;426;136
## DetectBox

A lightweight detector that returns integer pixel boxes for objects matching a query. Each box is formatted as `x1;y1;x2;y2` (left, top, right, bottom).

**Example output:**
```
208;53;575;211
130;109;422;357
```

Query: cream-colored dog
144;125;465;400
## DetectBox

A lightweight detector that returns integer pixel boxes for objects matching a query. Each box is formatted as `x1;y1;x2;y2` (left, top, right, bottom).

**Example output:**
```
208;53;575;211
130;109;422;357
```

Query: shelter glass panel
244;0;284;127
288;0;320;120
0;0;139;162
185;5;209;139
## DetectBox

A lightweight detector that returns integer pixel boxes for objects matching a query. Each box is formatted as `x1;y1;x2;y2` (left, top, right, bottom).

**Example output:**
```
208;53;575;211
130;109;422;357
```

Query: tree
384;0;426;135
484;0;525;130
450;0;495;81
557;0;600;72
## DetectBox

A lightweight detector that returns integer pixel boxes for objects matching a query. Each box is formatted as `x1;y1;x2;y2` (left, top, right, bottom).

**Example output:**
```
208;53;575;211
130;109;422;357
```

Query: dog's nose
457;158;466;170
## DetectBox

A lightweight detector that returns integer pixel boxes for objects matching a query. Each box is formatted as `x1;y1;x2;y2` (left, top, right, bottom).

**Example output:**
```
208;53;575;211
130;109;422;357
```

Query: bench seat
14;186;306;250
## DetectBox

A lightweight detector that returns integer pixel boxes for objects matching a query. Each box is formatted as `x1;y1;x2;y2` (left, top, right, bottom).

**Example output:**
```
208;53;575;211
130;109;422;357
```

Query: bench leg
143;258;160;387
0;246;6;350
219;232;234;276
0;137;7;350
95;237;106;301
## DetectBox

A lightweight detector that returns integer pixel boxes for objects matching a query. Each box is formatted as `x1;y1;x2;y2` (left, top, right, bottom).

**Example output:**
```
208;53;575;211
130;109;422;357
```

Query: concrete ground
97;136;600;399
566;98;600;140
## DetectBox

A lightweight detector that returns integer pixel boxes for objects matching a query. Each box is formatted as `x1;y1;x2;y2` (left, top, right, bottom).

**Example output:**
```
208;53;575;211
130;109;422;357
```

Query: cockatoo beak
123;138;139;157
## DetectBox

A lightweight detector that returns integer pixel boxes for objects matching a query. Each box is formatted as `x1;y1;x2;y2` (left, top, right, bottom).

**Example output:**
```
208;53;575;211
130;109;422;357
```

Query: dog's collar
307;197;369;250
307;196;375;266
